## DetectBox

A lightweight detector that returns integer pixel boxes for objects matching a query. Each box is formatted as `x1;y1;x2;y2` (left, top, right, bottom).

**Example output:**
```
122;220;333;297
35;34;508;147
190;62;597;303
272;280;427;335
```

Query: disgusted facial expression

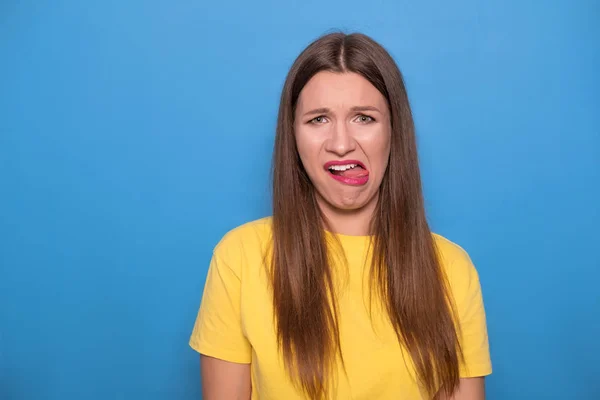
294;71;392;213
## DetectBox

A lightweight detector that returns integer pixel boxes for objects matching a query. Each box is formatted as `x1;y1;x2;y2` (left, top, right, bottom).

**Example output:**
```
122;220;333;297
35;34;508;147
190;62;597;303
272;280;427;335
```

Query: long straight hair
271;32;462;399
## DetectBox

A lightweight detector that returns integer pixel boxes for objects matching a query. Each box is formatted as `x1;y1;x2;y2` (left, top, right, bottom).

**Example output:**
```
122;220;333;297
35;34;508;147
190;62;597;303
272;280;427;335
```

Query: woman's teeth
328;164;358;172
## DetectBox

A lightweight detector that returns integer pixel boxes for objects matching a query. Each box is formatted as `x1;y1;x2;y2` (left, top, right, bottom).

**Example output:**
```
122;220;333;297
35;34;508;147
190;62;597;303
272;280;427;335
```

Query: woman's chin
319;192;378;213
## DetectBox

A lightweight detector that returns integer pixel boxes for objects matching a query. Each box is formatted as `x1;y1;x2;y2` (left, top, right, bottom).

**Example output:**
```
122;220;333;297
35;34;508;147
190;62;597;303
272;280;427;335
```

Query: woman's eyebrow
302;107;330;117
302;105;381;117
350;105;381;113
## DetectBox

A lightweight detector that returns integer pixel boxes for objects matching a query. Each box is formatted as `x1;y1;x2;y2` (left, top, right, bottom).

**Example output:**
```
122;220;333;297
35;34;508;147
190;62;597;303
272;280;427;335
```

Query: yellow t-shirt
189;217;492;399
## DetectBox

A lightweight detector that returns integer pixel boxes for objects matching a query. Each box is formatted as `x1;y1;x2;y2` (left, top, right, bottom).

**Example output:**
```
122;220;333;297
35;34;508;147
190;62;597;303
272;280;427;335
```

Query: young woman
190;32;492;399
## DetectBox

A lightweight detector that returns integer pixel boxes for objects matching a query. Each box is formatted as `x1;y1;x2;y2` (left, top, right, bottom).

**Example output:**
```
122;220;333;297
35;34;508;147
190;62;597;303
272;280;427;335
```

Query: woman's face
294;71;391;213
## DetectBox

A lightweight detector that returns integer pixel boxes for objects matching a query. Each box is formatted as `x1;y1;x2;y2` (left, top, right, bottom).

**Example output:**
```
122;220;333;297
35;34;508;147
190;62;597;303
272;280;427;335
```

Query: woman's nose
325;122;356;156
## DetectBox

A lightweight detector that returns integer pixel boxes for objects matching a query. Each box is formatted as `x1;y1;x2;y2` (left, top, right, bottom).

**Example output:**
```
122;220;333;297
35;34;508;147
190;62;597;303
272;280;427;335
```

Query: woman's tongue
335;166;368;178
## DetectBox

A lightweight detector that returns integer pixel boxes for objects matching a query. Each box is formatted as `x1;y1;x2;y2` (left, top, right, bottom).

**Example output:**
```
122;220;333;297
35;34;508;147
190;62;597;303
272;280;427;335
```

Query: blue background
1;0;598;399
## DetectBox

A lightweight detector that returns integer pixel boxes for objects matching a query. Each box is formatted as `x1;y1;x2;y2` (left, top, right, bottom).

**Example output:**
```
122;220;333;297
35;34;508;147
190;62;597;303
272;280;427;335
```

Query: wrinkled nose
324;121;356;156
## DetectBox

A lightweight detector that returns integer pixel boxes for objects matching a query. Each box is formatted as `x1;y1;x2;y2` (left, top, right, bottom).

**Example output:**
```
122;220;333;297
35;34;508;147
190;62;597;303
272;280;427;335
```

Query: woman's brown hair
271;32;462;399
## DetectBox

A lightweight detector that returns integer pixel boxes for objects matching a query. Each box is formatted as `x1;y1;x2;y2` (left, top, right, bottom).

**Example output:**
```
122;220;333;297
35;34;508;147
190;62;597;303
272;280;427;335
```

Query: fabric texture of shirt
189;217;492;399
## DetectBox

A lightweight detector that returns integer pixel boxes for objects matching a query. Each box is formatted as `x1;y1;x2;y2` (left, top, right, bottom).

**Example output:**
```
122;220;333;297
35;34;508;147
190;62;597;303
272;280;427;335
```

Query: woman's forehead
296;71;388;113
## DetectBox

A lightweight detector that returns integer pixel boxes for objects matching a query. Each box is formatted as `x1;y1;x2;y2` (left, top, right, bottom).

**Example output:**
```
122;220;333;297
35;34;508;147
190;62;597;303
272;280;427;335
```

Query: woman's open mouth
324;160;369;186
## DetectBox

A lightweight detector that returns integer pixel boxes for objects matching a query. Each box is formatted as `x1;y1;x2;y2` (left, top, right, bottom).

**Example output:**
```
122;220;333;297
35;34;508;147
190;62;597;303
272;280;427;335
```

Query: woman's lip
327;171;369;186
323;159;367;170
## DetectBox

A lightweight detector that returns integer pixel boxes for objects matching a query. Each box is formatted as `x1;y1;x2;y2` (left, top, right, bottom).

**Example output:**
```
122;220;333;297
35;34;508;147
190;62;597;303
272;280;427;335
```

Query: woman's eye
356;115;374;123
310;116;327;124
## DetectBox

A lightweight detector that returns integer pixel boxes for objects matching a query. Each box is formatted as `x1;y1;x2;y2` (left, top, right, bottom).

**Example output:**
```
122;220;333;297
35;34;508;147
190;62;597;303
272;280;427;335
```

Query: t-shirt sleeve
448;247;492;378
189;251;252;364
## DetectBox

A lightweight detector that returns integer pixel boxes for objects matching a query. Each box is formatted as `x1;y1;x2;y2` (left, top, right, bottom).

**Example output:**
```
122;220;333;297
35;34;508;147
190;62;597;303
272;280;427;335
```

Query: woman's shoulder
217;216;273;244
432;233;481;289
212;216;273;261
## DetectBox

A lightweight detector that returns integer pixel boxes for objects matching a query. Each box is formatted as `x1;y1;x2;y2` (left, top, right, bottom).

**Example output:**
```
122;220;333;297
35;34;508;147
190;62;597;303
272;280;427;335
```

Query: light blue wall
1;1;598;399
